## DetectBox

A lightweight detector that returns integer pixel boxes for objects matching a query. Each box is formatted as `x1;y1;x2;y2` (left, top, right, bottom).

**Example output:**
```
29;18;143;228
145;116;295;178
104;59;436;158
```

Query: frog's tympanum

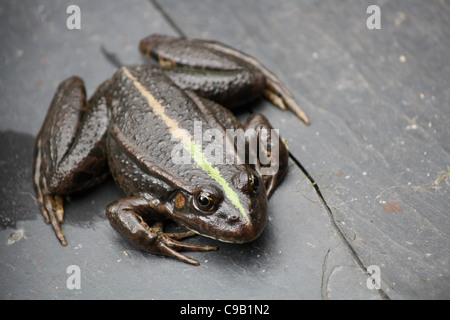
33;34;309;265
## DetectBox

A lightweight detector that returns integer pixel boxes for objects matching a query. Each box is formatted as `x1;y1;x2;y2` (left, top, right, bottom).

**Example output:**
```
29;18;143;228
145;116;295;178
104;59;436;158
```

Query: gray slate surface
0;0;448;299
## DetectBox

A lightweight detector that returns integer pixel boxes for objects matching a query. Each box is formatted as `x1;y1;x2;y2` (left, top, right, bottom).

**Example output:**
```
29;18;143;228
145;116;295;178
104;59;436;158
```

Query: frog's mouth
197;223;266;244
175;206;267;244
186;223;266;244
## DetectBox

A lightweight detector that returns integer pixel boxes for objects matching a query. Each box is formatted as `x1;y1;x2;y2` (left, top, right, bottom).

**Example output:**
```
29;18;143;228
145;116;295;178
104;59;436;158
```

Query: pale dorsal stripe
121;67;249;221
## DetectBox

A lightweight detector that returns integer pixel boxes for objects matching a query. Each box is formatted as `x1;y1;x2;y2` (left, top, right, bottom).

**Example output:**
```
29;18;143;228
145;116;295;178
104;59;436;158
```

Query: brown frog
33;34;309;265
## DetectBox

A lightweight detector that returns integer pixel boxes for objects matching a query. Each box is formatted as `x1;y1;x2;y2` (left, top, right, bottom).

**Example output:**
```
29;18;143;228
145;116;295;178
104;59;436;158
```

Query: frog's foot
33;136;68;245
106;198;218;266
262;76;311;125
156;231;219;266
41;194;67;246
199;38;311;124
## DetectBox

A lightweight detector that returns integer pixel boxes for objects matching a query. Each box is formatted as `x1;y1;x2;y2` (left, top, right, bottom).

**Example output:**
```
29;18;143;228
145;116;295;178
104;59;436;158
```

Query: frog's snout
234;215;267;243
216;200;268;244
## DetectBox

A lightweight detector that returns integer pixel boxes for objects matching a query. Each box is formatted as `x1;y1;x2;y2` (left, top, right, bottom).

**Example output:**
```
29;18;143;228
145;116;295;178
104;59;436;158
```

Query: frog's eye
250;174;260;193
195;192;215;212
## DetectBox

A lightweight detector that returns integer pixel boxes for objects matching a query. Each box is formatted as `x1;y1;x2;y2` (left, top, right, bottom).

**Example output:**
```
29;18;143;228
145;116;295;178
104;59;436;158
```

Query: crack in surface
149;0;390;299
289;151;389;300
320;249;331;300
150;0;186;37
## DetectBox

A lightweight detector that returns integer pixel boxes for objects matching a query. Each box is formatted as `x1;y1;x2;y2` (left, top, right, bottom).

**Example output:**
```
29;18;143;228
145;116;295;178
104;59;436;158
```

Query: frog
33;34;309;265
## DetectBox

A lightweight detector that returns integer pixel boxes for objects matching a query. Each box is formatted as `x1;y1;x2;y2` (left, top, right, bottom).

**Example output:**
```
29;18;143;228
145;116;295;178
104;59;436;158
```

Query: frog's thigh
243;113;289;198
33;78;109;245
163;67;265;108
139;35;265;108
35;78;109;196
106;197;218;265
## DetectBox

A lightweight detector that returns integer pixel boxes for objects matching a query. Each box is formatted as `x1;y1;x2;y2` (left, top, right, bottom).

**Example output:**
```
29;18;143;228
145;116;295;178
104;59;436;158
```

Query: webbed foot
33;135;67;245
106;198;218;265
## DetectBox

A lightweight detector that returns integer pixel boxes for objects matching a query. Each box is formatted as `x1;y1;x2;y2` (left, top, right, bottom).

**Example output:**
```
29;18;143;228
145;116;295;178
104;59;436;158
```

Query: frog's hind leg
33;77;110;245
139;34;310;124
200;39;310;124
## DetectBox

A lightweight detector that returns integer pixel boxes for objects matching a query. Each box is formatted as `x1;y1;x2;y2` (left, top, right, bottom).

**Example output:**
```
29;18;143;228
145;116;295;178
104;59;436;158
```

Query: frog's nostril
230;215;239;222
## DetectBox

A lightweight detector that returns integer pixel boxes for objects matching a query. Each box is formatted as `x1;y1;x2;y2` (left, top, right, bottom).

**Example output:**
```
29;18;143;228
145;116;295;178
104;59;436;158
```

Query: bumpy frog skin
33;34;308;265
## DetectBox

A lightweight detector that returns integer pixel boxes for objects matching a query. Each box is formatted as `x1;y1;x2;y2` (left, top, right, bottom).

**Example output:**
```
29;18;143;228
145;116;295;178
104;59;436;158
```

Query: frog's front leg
33;77;110;245
106;197;218;265
243;113;289;198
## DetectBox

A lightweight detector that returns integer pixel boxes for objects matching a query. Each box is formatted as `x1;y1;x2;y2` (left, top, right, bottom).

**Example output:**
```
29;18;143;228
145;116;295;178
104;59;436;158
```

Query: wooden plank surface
0;0;448;300
0;0;375;300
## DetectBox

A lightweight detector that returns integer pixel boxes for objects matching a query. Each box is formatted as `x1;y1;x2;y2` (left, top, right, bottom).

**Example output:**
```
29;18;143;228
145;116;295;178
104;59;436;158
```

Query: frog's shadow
1;131;37;229
111;222;274;268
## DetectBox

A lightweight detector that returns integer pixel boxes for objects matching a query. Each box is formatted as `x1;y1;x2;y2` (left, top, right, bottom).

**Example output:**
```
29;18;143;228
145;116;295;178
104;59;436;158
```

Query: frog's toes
264;78;310;125
160;244;201;266
159;235;218;266
164;230;197;241
162;234;218;252
43;194;67;246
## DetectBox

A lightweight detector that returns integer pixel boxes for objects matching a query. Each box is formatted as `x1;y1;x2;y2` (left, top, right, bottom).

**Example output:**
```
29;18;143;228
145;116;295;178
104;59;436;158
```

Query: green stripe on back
189;143;248;221
122;67;249;222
